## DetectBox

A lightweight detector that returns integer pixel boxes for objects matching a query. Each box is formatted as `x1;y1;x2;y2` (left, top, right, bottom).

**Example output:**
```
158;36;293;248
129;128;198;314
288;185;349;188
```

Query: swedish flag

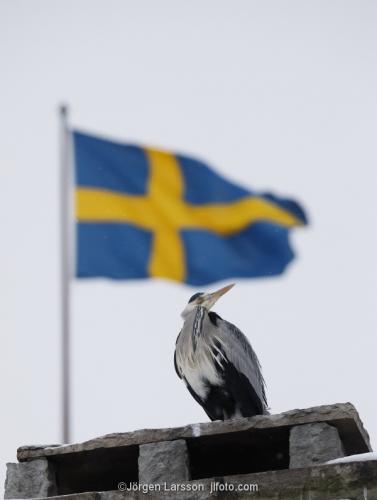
74;131;307;285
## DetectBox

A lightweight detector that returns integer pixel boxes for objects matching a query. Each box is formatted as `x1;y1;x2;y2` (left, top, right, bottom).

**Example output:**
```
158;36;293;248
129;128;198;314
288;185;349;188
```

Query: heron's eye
188;292;203;303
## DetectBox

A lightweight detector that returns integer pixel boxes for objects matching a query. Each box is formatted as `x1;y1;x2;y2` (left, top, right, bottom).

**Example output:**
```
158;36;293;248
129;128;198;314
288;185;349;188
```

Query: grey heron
174;284;268;420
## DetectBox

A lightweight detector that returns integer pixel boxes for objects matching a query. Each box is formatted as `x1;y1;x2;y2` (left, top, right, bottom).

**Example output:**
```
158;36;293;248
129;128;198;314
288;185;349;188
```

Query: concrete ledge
10;403;372;498
26;460;377;499
17;403;371;462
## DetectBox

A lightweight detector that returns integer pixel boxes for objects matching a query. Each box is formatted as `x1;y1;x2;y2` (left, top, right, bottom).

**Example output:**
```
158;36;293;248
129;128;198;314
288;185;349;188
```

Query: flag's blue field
73;131;307;285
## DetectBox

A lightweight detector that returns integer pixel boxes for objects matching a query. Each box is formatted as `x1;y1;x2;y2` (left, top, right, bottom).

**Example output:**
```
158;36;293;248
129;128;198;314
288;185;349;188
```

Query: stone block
17;403;371;463
289;422;345;468
4;458;56;499
138;439;190;484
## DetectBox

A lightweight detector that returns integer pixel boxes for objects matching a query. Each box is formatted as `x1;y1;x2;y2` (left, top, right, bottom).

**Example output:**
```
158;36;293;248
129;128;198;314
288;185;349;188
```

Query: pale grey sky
1;0;377;493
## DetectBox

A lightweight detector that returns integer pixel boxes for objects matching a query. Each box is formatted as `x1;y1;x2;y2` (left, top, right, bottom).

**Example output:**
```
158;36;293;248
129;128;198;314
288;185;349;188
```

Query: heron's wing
212;315;267;412
174;330;182;379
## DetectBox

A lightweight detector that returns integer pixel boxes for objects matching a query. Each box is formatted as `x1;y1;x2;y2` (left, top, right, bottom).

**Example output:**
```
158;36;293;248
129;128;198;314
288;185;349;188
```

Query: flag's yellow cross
76;149;301;282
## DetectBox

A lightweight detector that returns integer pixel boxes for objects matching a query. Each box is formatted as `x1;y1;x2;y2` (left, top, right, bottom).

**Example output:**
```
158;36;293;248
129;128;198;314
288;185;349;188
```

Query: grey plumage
175;285;268;421
213;317;267;409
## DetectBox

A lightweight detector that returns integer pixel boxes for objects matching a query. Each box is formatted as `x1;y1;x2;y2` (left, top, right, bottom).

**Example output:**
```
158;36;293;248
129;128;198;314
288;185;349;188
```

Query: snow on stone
326;452;377;464
191;423;201;437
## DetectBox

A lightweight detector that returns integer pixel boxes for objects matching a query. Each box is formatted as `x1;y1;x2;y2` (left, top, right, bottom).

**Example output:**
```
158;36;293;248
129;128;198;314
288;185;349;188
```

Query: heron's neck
187;306;206;351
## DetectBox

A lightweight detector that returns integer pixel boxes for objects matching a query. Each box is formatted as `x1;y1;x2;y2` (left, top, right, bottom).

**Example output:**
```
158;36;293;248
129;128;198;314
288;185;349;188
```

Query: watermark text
117;481;259;495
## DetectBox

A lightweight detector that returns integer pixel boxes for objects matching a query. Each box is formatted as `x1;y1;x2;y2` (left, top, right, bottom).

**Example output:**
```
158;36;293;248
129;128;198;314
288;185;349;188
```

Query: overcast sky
1;0;377;493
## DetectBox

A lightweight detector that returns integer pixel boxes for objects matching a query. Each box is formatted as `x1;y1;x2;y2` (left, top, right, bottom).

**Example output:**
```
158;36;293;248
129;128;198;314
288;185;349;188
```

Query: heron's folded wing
214;319;267;411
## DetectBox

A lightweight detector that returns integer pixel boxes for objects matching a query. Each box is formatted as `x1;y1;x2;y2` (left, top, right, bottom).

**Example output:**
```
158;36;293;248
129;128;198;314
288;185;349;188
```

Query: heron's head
181;284;235;319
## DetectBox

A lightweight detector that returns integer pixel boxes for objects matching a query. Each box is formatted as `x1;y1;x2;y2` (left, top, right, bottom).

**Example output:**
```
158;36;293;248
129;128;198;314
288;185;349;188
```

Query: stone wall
4;403;374;499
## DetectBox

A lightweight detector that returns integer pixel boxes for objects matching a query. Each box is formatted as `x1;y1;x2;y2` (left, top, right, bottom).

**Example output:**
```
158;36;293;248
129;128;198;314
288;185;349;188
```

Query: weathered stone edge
26;460;377;500
17;402;371;461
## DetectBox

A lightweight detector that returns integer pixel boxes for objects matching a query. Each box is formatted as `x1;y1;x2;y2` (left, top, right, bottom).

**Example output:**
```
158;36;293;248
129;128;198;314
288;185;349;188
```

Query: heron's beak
203;283;235;309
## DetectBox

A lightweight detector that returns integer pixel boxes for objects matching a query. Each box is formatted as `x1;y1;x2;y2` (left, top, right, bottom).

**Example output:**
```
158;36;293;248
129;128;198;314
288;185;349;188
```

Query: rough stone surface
40;495;97;500
17;403;371;462
139;439;190;484
289;422;345;468
7;404;373;499
4;458;56;499
28;460;377;499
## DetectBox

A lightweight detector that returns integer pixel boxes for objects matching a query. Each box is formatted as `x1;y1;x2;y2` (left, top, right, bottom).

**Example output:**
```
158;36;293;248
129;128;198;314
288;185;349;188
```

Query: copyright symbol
118;482;126;491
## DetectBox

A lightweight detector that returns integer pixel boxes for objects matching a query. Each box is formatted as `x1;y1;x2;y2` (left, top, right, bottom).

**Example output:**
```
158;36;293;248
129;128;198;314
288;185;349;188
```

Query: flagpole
59;104;71;444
